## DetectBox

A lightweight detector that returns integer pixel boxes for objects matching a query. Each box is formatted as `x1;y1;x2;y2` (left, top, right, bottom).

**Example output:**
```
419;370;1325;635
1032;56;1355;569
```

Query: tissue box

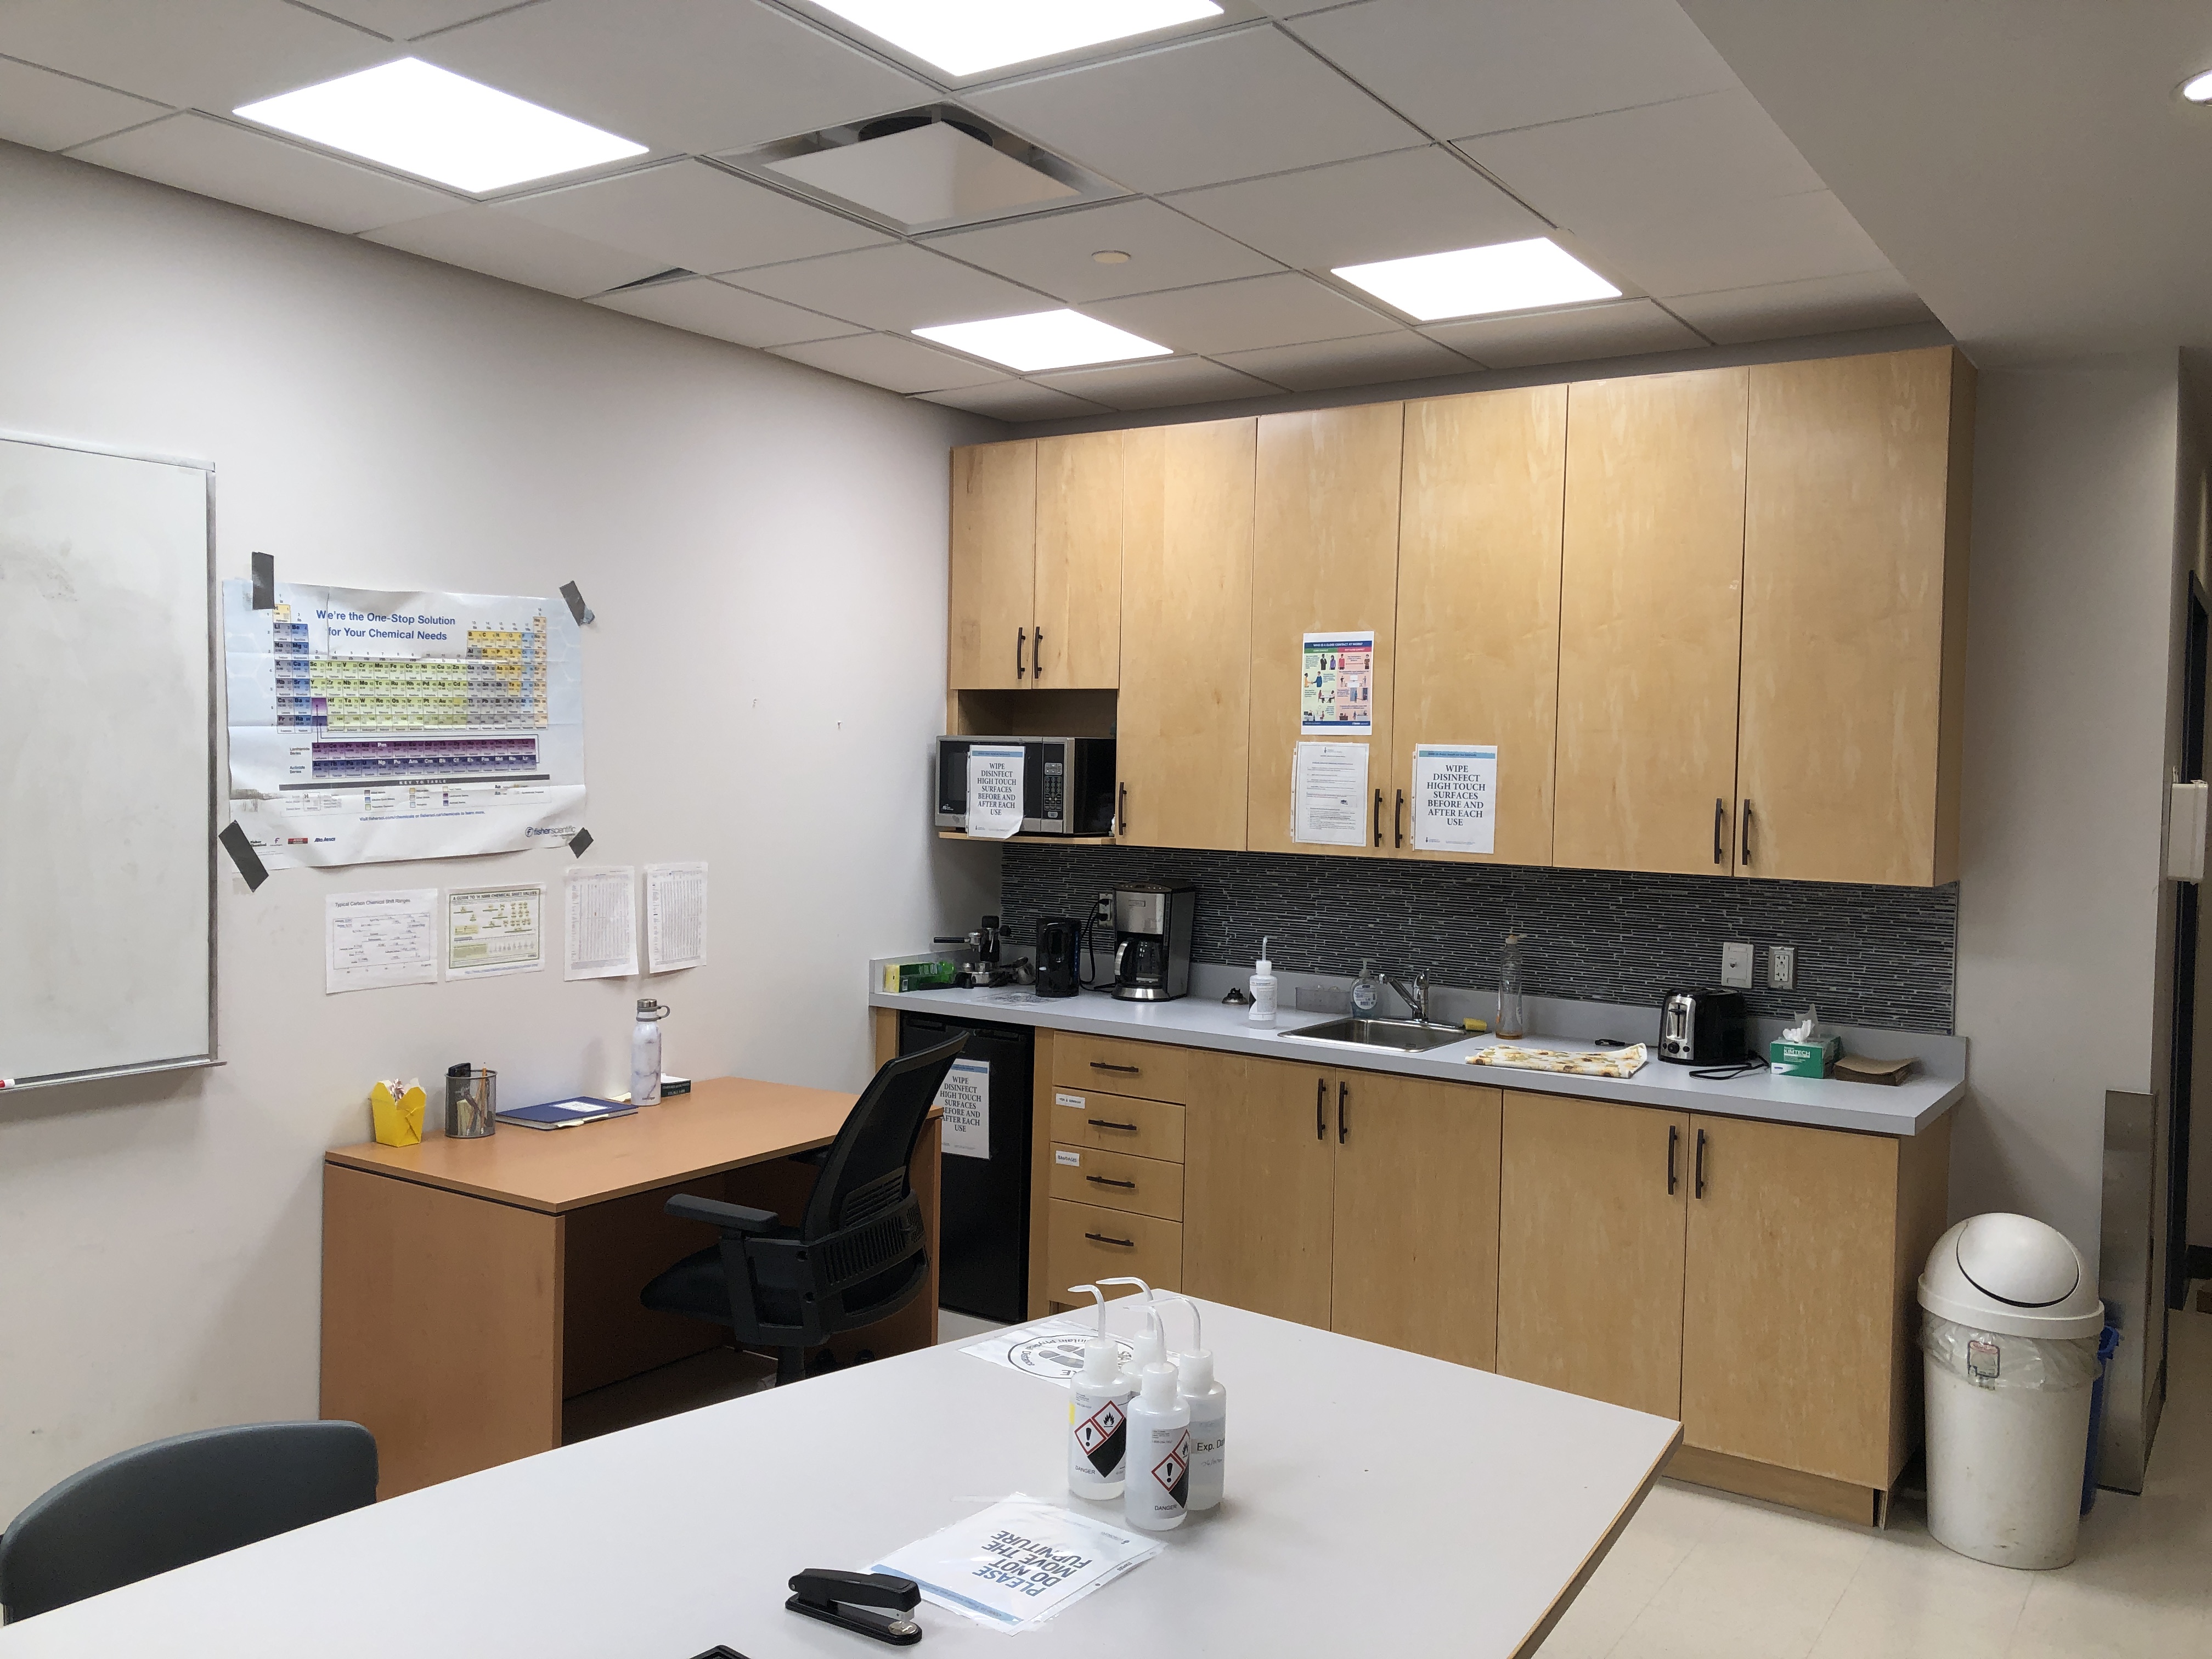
1770;1035;1841;1079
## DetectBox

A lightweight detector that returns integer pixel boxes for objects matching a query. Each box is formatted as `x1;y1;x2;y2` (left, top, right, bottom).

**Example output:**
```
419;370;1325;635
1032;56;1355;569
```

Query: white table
0;1302;1680;1658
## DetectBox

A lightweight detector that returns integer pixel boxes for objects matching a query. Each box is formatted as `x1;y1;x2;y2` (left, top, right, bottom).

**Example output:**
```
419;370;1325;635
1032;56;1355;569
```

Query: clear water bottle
1497;933;1527;1040
631;998;669;1104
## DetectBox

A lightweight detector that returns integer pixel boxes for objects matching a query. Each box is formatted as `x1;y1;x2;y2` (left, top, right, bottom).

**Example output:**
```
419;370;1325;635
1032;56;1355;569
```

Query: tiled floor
1539;1300;2212;1658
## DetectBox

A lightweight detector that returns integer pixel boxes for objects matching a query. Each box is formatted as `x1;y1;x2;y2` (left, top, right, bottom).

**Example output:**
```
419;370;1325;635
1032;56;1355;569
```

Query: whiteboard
0;433;215;1088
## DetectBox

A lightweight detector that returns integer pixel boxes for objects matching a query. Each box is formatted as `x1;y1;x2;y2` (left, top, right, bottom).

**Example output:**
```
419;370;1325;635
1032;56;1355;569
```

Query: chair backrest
0;1420;377;1623
801;1034;968;1243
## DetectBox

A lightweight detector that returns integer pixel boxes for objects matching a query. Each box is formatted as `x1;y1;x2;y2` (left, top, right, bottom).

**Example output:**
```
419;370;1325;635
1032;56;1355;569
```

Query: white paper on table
644;861;708;972
325;889;437;994
964;744;1024;838
1412;744;1498;855
1292;740;1369;846
872;1496;1161;1632
444;883;544;979
1300;630;1375;735
935;1057;990;1159
563;866;637;981
962;1313;1135;1381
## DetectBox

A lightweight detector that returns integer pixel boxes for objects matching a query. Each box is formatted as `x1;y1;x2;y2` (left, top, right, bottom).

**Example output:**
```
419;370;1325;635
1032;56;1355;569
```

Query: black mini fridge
899;1011;1033;1323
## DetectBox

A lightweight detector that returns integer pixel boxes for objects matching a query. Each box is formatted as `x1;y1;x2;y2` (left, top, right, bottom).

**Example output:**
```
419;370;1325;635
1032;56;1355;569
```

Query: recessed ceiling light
2183;70;2212;103
1092;249;1132;264
1334;238;1622;323
915;309;1171;371
809;0;1223;77
235;58;646;194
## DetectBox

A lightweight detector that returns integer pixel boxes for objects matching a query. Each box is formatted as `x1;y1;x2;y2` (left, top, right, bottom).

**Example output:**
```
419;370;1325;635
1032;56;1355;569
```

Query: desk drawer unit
1048;1143;1184;1221
1047;1086;1185;1162
1052;1032;1209;1102
1047;1197;1183;1293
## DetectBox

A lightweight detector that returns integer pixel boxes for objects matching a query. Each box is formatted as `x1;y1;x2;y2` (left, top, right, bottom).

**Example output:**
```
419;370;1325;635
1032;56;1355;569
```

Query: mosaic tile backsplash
999;845;1959;1034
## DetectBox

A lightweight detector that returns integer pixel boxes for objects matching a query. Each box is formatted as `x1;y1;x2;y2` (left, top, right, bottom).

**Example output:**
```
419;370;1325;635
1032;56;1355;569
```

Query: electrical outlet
1720;941;1755;988
1769;945;1796;990
1093;891;1115;926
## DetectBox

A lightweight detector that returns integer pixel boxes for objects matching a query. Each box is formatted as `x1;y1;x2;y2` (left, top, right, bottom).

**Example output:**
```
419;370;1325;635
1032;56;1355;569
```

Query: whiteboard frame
0;429;220;1092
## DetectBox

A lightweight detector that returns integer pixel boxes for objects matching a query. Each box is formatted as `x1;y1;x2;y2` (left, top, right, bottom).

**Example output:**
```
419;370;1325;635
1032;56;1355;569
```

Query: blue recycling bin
2080;1306;2121;1515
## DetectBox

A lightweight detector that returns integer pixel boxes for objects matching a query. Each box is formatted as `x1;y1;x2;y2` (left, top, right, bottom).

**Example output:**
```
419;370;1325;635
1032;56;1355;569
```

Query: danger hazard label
1152;1429;1190;1507
1075;1400;1126;1476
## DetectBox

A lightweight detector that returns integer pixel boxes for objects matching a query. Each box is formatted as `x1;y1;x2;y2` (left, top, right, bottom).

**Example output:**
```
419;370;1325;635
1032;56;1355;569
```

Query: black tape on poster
558;581;595;625
219;821;269;891
569;827;594;859
251;551;276;610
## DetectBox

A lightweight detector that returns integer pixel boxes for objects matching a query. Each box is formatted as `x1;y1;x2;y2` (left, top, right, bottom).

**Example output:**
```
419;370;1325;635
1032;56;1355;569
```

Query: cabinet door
1496;1092;1688;1418
946;440;1036;691
1680;1115;1898;1487
1183;1057;1334;1328
1330;1071;1501;1369
1554;370;1747;874
1118;419;1255;850
1248;405;1403;857
1034;431;1121;690
1737;348;1971;885
1396;386;1567;866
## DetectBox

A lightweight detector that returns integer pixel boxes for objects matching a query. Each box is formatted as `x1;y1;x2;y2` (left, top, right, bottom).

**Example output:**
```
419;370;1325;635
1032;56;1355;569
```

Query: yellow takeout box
371;1079;426;1147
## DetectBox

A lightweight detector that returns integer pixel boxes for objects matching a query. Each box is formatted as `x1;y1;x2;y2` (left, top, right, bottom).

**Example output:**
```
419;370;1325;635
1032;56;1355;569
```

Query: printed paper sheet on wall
223;581;585;870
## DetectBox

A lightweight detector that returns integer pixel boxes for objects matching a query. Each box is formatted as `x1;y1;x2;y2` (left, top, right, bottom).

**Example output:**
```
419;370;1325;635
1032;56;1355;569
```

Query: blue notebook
495;1095;634;1131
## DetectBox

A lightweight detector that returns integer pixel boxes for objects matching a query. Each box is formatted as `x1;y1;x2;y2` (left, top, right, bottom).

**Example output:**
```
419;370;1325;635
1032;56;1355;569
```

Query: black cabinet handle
1087;1118;1139;1132
1713;798;1725;866
1740;800;1754;868
1694;1127;1709;1199
1118;781;1127;835
1667;1124;1679;1196
1086;1174;1136;1189
1033;627;1043;681
1395;789;1406;849
1373;788;1383;847
1316;1076;1326;1141
1090;1061;1140;1074
1085;1231;1136;1248
1338;1080;1348;1144
1016;627;1026;679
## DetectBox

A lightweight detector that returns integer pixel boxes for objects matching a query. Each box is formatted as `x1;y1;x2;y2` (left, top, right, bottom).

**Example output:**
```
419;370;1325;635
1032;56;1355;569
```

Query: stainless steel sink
1278;1016;1471;1053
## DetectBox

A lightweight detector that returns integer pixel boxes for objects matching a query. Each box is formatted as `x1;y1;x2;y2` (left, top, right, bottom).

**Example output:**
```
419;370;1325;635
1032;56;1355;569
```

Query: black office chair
641;1035;967;1387
0;1420;377;1623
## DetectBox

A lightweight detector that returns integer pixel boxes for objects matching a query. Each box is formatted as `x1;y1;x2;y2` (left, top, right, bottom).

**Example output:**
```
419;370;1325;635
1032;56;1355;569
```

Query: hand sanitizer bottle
1350;958;1383;1020
1247;938;1277;1025
1124;1349;1190;1532
630;998;669;1105
1065;1286;1132;1500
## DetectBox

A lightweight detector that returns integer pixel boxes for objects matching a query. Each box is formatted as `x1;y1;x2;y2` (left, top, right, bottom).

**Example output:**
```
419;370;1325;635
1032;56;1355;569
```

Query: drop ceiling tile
1085;272;1392;356
1032;356;1283;410
922;199;1281;303
498;160;888;278
730;242;1051;331
422;0;932;157
1286;0;1738;140
307;2;518;40
769;333;1009;395
1666;269;1936;345
591;276;865;348
1215;329;1474;391
69;113;459;233
917;383;1114;422
364;205;667;297
0;57;167;150
967;27;1424;195
0;0;390;111
1168;145;1545;272
1419;297;1701;368
1564;189;1890;299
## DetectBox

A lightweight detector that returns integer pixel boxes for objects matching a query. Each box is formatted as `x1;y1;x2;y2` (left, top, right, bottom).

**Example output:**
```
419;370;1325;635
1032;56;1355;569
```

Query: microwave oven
935;737;1117;836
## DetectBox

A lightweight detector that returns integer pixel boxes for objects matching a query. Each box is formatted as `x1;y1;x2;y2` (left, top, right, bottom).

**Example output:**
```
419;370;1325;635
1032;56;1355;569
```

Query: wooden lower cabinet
1046;1199;1182;1298
1496;1092;1689;1418
1184;1057;1334;1327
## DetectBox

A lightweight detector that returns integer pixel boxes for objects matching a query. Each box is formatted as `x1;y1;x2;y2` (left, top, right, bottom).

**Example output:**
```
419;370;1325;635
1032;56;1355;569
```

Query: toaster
1658;989;1749;1065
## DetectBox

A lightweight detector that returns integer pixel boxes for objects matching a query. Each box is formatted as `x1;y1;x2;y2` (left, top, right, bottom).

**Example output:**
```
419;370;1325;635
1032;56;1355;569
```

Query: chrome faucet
1384;970;1433;1024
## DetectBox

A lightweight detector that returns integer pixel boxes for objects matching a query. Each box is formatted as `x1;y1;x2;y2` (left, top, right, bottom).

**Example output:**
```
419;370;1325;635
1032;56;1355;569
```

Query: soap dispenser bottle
1065;1286;1132;1500
1247;938;1278;1026
1124;1338;1190;1532
1350;958;1383;1020
1167;1299;1227;1512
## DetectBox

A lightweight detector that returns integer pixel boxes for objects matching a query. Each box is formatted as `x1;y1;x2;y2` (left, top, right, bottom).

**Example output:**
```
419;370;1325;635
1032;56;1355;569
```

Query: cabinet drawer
1047;1199;1182;1295
1047;1087;1185;1163
1052;1034;1206;1103
1048;1144;1184;1221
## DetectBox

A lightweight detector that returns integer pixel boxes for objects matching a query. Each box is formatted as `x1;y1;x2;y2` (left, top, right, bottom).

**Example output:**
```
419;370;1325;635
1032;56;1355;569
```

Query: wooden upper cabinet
947;441;1037;692
1736;348;1974;885
1395;386;1568;866
1034;432;1122;690
1118;419;1255;850
1554;368;1748;876
1248;405;1404;857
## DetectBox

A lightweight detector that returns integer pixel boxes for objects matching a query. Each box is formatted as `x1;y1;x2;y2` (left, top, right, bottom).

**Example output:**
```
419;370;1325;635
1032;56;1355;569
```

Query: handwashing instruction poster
1413;744;1498;854
936;1057;990;1159
1300;631;1374;734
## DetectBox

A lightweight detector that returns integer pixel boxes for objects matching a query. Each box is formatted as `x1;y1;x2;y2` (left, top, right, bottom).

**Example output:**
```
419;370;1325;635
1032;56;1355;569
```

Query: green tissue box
1770;1035;1841;1078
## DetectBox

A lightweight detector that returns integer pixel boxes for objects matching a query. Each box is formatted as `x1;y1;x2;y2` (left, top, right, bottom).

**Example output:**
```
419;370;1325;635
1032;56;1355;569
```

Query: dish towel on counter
1469;1042;1649;1079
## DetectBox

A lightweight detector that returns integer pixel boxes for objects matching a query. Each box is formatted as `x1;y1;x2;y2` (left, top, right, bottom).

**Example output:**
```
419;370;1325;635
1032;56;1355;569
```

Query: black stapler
786;1568;924;1645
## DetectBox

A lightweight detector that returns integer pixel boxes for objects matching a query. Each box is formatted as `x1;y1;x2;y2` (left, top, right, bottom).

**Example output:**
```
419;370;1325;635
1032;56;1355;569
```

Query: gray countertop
870;967;1963;1136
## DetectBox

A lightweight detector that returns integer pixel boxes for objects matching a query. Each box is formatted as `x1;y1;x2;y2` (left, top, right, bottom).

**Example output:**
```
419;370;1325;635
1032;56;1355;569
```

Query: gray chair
0;1420;377;1623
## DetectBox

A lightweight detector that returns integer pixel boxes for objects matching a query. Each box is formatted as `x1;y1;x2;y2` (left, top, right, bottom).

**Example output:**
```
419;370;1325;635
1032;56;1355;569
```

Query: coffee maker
1111;884;1196;1002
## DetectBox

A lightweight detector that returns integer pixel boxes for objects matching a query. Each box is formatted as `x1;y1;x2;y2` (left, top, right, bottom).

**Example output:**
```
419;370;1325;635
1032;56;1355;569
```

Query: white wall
0;142;998;1524
1952;360;2182;1270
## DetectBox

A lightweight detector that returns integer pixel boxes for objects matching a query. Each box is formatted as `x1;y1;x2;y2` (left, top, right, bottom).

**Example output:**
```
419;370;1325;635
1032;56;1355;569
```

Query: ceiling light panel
1334;238;1620;322
915;309;1170;370
235;58;647;194
808;0;1224;78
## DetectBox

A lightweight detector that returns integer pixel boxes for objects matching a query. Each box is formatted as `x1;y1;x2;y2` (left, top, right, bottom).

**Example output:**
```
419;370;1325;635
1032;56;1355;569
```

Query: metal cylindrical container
445;1065;497;1138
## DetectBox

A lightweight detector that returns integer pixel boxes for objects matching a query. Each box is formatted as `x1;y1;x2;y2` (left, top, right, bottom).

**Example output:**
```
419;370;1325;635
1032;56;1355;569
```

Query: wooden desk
321;1076;939;1498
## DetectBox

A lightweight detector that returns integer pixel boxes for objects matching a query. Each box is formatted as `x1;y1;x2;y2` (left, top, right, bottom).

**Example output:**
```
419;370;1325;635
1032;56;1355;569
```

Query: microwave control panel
1040;758;1064;821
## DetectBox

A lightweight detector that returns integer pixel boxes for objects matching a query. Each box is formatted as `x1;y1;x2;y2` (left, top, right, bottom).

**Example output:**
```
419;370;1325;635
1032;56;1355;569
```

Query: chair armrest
665;1193;778;1233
